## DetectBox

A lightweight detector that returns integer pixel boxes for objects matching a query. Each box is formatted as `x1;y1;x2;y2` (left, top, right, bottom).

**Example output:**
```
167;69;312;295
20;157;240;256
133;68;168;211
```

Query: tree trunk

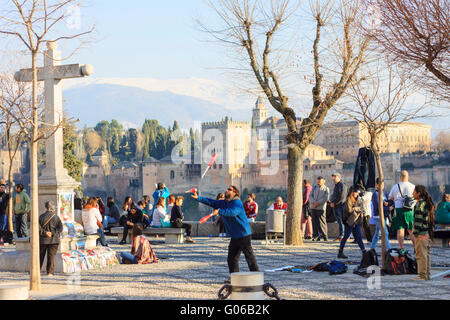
7;168;14;233
30;51;41;291
372;141;387;269
285;145;304;246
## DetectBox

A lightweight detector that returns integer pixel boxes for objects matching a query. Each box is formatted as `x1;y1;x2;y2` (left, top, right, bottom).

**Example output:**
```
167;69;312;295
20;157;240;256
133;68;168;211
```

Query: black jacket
170;205;184;224
39;211;63;245
331;181;347;207
353;147;376;190
0;192;9;216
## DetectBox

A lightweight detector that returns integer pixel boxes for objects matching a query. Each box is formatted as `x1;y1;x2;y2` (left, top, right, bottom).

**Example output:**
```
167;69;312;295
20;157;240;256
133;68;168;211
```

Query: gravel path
0;235;449;300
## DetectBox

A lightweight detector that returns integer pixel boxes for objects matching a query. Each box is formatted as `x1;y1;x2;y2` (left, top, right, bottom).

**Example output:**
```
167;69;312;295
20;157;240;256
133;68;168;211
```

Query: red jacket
273;202;287;214
244;201;259;219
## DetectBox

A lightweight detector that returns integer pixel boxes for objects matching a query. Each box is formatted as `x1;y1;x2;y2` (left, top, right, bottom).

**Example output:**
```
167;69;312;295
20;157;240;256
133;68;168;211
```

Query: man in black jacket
0;183;10;232
330;173;347;242
39;201;63;276
170;196;195;243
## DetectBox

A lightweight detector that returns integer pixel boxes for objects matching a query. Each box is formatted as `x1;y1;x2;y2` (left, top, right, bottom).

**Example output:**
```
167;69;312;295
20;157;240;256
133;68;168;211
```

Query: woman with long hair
412;185;435;281
120;223;158;264
151;197;169;228
338;187;366;259
82;197;108;247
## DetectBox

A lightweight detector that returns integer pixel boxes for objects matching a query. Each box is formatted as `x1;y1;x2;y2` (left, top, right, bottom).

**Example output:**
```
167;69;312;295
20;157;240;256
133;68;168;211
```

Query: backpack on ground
360;249;379;269
328;260;348;275
0;230;14;244
311;262;330;272
403;251;418;274
384;248;407;275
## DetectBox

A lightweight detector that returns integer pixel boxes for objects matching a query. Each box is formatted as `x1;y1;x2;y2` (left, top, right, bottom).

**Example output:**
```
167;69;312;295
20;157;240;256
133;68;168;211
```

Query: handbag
346;206;362;227
398;184;415;210
160;218;172;228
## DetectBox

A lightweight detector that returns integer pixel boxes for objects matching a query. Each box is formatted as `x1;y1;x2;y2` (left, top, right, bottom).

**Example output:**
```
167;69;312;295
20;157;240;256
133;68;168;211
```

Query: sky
0;0;448;133
67;0;227;80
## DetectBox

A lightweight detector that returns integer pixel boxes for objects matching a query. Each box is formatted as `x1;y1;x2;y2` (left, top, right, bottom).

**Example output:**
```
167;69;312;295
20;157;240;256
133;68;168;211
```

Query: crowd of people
0;172;449;281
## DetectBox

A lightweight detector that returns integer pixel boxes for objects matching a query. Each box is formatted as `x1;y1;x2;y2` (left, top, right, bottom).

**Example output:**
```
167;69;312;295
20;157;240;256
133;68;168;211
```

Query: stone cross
15;41;93;221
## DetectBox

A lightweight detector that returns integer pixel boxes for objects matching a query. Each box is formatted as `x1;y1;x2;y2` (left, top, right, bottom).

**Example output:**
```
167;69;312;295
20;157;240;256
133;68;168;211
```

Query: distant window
170;171;175;180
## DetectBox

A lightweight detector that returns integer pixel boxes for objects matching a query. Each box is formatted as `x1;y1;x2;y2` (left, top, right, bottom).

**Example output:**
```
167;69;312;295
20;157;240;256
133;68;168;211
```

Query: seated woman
120;205;144;245
151;197;169;228
82;197;108;247
436;194;450;225
121;224;158;264
170;196;195;243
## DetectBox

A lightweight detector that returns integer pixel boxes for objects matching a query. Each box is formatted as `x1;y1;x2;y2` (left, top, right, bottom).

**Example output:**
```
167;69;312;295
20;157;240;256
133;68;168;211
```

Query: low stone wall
186;221;371;240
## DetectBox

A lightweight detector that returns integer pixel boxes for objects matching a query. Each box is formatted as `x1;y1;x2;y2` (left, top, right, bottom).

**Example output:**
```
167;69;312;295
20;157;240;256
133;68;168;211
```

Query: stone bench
110;227;186;244
14;234;100;253
433;227;450;248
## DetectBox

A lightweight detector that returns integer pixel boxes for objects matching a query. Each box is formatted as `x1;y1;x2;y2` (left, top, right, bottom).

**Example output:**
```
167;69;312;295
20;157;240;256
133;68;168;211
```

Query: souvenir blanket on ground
61;247;119;274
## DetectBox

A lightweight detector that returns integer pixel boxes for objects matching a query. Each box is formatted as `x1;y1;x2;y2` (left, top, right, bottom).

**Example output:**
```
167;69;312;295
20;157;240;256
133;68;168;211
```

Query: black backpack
360;249;379;269
384;249;407;275
403;251;418;274
326;204;337;223
0;230;14;244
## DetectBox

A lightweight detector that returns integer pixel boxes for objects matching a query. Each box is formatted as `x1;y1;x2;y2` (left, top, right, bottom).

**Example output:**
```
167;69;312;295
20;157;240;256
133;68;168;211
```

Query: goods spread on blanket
62;222;85;238
61;247;119;273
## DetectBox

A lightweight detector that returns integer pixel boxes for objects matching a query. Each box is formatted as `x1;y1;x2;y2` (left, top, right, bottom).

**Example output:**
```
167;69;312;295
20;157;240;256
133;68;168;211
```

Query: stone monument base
0;246;119;274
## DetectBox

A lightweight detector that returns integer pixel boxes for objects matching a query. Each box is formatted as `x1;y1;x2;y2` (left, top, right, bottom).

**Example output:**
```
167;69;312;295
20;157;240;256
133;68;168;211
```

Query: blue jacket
152;187;170;213
197;196;252;239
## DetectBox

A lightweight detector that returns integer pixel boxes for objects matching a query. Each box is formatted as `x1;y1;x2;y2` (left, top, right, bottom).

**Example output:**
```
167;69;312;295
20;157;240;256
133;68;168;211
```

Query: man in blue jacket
192;185;259;279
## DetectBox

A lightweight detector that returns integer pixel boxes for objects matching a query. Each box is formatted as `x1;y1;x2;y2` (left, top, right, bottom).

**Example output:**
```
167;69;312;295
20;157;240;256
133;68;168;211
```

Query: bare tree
0;73;33;234
200;0;370;245
339;64;431;268
366;0;450;100
0;0;93;291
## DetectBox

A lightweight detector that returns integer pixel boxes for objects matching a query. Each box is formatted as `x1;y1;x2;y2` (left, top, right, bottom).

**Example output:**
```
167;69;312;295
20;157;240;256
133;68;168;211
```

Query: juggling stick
199;213;214;224
201;153;218;180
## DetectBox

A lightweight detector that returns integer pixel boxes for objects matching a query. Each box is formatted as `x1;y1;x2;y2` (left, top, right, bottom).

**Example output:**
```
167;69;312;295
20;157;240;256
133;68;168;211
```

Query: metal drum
265;209;286;233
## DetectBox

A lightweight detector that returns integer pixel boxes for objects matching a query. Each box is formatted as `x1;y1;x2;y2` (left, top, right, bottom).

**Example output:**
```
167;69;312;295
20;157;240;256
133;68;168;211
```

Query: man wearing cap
310;177;330;241
330;172;347;242
39;201;63;276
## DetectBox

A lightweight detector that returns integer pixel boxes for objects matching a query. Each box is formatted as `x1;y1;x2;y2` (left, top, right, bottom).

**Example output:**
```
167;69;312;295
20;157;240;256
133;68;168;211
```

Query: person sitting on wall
82;197;108;247
119;204;144;245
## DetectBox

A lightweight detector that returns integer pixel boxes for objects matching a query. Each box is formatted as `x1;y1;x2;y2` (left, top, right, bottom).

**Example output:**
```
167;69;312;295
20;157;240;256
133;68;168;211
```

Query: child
412;185;435;281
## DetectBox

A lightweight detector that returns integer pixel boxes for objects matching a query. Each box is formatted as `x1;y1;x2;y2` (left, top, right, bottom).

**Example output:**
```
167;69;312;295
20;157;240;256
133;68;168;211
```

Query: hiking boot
412;276;427;281
338;250;348;259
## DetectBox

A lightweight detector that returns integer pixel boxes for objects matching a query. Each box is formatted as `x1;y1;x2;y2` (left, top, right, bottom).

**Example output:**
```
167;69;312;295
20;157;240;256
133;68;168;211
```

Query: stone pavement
0;235;448;300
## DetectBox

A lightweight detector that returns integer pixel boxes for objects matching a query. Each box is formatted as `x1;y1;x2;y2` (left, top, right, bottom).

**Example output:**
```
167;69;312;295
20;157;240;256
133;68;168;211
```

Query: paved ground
0;235;449;300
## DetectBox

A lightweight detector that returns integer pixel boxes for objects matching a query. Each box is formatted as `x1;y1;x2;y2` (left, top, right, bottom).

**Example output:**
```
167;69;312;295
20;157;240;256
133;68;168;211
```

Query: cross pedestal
15;41;93;222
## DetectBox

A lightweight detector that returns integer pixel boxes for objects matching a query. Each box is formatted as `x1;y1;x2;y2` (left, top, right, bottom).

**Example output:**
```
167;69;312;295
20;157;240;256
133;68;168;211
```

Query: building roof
142;156;160;163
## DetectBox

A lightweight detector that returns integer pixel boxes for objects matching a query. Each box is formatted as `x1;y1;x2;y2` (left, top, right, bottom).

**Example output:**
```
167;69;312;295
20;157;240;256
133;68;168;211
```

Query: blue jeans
334;206;344;238
87;229;108;247
0;215;8;231
103;216;119;229
120;252;137;264
371;219;392;251
340;224;365;252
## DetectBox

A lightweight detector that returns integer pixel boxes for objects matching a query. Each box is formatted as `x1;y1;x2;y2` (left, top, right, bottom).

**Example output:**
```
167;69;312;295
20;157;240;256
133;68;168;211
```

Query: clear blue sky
71;0;224;80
